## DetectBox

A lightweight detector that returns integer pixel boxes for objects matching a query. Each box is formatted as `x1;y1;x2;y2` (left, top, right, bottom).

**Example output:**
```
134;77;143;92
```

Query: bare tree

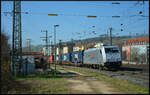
1;29;11;63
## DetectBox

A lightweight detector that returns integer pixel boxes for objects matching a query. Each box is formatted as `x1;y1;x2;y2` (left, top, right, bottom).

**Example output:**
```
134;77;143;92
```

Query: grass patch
8;73;69;94
62;65;149;94
51;68;62;74
1;71;17;94
15;68;62;80
8;78;69;94
2;67;69;94
16;74;62;79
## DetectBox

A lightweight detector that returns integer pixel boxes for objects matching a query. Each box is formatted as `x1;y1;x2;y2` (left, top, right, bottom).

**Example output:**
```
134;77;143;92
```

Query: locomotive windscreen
105;48;119;53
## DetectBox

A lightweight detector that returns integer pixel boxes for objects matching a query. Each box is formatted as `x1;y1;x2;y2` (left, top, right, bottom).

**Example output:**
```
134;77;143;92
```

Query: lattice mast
12;0;22;75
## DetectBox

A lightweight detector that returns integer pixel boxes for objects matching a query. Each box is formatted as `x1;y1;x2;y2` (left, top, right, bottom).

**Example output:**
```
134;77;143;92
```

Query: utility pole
48;37;50;56
107;29;109;38
51;41;53;55
12;0;22;76
109;27;112;46
54;25;59;75
25;38;31;76
41;30;51;69
59;40;62;64
41;30;48;56
26;38;31;52
48;36;52;68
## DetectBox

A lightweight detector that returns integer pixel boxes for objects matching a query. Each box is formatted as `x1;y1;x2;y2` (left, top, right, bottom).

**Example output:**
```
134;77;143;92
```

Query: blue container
10;61;35;76
22;63;35;75
62;53;72;62
72;51;84;63
56;55;59;61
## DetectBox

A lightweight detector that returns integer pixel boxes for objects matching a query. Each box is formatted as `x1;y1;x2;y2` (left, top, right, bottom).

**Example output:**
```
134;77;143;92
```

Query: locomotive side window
105;48;119;53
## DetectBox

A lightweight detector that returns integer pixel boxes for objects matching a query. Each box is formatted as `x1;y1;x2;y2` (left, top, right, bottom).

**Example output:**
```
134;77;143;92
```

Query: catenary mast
12;0;22;76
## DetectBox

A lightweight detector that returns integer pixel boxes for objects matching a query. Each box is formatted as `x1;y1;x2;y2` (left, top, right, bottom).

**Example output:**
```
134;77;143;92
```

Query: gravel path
56;66;123;94
61;65;149;88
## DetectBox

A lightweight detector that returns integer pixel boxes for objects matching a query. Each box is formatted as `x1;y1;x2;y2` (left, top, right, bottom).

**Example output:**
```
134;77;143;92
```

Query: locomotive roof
84;46;119;52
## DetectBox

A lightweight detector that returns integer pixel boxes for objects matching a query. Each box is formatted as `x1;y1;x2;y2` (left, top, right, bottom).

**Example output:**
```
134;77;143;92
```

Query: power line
119;1;148;21
25;12;149;18
124;15;148;30
3;11;148;18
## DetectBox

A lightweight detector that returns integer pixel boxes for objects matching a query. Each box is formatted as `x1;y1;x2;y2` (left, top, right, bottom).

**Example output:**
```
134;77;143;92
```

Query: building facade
116;37;149;64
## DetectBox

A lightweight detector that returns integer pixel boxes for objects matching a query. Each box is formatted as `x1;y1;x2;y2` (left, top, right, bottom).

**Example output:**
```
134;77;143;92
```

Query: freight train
49;46;122;70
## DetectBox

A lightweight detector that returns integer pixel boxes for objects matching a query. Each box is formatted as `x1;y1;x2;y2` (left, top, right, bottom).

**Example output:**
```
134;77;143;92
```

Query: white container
56;48;59;55
63;47;68;54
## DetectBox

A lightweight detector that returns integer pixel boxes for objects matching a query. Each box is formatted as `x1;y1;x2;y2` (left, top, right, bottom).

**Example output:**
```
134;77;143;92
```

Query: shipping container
22;63;35;75
73;46;84;52
49;55;54;63
22;52;44;55
43;47;52;56
22;55;35;64
56;55;59;61
73;46;79;52
10;61;35;75
72;51;84;63
63;47;68;54
56;48;59;55
62;53;72;62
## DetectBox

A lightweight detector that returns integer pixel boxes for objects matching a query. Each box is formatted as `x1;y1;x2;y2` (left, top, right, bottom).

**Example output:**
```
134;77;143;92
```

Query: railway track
58;64;149;88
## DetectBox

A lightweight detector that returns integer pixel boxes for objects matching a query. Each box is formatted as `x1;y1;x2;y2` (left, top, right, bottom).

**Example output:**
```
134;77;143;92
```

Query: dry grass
62;66;149;94
2;73;70;94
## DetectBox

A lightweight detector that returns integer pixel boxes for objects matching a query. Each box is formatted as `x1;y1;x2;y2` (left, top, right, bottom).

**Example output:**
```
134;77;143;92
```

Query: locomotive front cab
103;46;122;68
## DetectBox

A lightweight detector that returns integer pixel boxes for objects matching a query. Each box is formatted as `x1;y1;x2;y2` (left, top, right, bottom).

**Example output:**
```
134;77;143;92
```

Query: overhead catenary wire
3;1;148;39
123;14;148;30
119;1;148;31
2;11;148;18
119;1;148;23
